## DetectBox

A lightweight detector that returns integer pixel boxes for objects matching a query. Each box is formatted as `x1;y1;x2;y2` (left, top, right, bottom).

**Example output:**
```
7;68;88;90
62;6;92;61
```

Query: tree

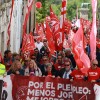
36;0;100;22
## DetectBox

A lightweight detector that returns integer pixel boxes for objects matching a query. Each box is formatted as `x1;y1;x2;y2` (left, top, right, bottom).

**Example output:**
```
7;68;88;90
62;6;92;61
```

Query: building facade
0;0;35;54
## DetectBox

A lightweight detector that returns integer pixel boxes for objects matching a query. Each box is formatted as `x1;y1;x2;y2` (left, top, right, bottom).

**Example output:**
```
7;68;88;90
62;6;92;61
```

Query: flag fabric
45;21;55;55
0;52;3;63
38;23;45;39
64;18;71;34
72;26;90;74
7;0;14;47
67;30;75;49
23;0;34;35
80;18;92;35
50;6;59;22
49;6;62;51
22;0;34;58
63;37;70;49
56;0;67;51
21;32;36;58
50;6;59;33
61;0;67;23
90;0;97;60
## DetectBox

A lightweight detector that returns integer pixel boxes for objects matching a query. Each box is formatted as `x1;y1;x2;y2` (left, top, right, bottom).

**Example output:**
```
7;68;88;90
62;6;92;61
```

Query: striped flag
23;0;34;35
7;0;14;48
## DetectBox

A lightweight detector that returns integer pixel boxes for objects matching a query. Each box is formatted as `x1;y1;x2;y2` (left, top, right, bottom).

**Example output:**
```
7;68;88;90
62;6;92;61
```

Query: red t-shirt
54;63;64;71
70;69;85;81
88;67;100;81
47;72;52;76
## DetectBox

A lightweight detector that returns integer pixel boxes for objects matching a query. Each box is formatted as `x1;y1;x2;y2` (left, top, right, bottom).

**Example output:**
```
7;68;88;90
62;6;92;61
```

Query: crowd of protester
0;37;100;84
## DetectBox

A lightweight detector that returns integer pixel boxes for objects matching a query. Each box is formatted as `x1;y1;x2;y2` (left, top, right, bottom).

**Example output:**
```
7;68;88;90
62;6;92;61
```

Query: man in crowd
87;59;100;83
59;58;73;79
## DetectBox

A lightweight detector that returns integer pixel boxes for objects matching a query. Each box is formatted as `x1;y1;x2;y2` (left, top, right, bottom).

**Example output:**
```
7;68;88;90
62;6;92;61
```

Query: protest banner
1;75;100;100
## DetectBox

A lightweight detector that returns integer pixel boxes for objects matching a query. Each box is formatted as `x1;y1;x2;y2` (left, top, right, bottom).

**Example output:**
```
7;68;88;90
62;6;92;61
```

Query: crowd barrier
0;75;100;100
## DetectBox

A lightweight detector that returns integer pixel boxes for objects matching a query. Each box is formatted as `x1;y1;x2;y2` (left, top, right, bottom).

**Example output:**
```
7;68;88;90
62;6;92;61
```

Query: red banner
11;75;97;100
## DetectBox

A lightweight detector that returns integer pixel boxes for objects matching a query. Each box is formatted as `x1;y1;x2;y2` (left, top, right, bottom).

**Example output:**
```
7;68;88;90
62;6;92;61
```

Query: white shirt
35;42;44;52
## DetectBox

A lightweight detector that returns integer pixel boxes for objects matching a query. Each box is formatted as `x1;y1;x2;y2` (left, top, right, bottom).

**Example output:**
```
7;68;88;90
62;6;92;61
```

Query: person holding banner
7;60;24;75
22;58;30;76
59;58;73;79
43;63;57;77
39;56;56;76
70;67;86;81
87;59;100;83
29;59;42;76
54;54;64;71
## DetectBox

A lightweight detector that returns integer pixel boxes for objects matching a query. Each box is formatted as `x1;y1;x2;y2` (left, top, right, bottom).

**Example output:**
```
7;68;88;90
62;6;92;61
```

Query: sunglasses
65;64;70;66
93;64;98;66
43;59;48;61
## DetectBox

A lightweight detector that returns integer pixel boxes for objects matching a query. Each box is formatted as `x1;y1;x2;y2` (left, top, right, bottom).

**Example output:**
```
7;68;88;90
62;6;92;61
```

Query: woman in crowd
29;59;42;76
7;60;24;75
22;58;30;76
43;63;57;77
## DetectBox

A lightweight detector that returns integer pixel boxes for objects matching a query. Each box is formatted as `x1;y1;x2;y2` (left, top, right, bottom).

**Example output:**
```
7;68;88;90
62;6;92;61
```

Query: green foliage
36;0;100;22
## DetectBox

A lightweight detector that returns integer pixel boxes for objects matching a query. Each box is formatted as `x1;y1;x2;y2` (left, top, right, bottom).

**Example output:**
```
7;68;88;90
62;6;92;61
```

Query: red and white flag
56;0;67;50
45;21;55;55
50;5;59;25
22;32;36;58
38;23;45;39
64;18;71;34
72;26;90;74
50;6;59;33
61;0;67;25
7;0;14;47
90;0;97;60
23;0;34;35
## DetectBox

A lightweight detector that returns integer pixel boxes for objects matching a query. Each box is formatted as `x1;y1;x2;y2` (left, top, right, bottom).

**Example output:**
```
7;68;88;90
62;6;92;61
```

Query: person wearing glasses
39;56;56;76
58;58;73;79
87;59;100;83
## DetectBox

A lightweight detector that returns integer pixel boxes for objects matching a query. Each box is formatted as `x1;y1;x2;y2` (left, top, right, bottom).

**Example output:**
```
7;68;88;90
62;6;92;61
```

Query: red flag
50;6;59;33
23;0;34;35
61;0;67;21
63;37;70;49
45;21;55;55
56;0;67;51
72;26;90;74
66;30;75;49
50;6;59;22
22;32;36;58
80;18;92;35
37;23;45;40
90;0;97;60
7;0;14;47
0;52;4;63
64;18;71;34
